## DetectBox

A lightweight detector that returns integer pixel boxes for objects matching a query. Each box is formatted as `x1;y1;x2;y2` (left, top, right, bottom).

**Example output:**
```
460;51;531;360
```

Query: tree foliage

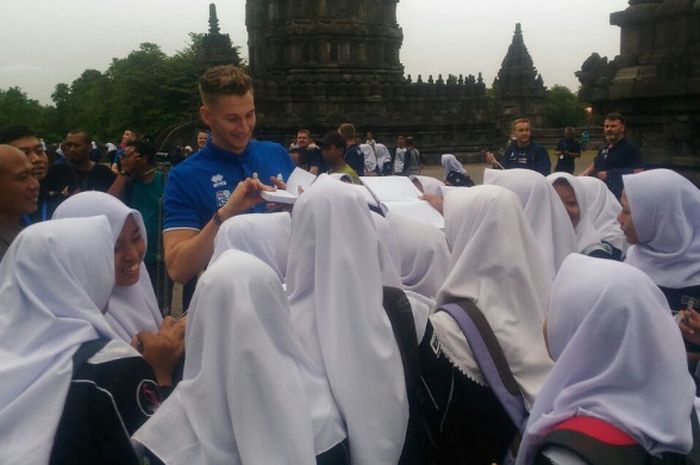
1;33;244;143
0;87;49;134
543;85;587;128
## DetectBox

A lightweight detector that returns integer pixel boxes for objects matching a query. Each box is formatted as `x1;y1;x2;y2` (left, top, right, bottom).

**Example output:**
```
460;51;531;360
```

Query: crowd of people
1;64;699;465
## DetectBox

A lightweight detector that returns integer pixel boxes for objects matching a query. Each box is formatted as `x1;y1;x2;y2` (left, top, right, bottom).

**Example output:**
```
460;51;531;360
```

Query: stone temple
577;0;700;183
240;1;546;156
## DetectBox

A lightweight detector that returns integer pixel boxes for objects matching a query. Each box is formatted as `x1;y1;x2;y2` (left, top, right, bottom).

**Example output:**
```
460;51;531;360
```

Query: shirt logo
216;189;231;207
136;379;162;416
211;174;227;188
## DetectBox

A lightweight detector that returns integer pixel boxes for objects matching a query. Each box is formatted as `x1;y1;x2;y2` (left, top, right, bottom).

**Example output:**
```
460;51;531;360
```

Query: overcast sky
0;0;629;105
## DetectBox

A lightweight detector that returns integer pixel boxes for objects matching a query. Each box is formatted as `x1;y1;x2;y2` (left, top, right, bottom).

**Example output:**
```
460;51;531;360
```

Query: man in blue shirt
581;113;642;199
163;65;293;284
485;118;551;176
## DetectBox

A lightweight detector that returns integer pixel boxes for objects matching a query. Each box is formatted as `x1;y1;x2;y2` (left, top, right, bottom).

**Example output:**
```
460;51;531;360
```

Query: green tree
0;87;47;131
543;85;587;127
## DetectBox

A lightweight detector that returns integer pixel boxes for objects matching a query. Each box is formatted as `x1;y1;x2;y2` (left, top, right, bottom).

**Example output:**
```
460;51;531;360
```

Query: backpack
536;413;700;465
438;299;528;464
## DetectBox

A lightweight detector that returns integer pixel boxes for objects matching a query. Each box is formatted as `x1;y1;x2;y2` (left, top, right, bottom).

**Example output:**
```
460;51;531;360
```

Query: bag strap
439;300;528;429
382;286;434;465
382;286;419;399
72;338;110;371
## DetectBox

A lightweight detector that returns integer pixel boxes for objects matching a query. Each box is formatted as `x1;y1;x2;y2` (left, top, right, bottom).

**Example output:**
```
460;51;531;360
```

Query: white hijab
623;169;700;288
517;254;697;465
0;217;119;465
547;172;602;254
433;185;553;406
134;250;344;464
484;168;577;278
286;174;409;465
410;174;445;196
53;191;162;342
370;211;403;288
211;212;291;282
386;211;449;299
578;176;627;253
441;154;466;180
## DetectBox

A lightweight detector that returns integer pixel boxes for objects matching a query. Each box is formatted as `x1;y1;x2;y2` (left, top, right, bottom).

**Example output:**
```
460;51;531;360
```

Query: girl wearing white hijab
441;154;473;186
410;174;445;196
133;250;349;465
483;168;577;278
620;169;700;313
517;254;698;465
210;211;291;282
286;175;409;465
386;210;449;299
53;191;163;342
578;176;627;258
546;172;617;259
420;185;553;465
0;217;163;465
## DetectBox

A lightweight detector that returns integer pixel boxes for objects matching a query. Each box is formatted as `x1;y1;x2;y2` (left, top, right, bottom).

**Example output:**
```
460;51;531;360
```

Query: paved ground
419;150;597;184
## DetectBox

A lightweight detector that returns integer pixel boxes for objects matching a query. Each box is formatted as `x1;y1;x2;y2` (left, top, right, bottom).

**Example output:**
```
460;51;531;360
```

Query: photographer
108;140;165;292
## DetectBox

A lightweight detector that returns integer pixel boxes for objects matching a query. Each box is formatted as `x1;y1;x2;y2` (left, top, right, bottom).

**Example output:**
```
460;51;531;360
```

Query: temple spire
209;3;220;34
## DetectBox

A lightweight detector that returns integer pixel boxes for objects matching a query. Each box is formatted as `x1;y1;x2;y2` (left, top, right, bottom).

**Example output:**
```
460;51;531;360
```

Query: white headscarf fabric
441;154;466;180
578;176;627;253
370;211;403;288
623;169;700;288
0;217;118;465
484;168;577;278
434;185;553;406
386;211;449;299
546;172;602;254
53;191;162;342
134;250;344;465
410;175;445;196
211;212;291;282
286;174;409;465
517;254;697;465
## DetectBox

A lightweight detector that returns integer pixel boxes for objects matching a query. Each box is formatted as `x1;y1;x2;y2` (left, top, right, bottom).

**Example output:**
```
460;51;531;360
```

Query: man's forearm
164;221;219;284
107;173;129;199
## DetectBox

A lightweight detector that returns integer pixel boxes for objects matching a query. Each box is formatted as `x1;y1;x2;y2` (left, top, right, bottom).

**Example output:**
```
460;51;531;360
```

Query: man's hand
420;193;444;215
269;175;287;191
120;148;139;175
596;170;608;181
220;177;274;219
485;151;497;164
679;309;700;346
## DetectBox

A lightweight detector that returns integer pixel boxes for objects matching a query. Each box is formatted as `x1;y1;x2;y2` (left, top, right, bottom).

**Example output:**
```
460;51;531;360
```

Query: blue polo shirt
163;139;294;231
502;141;551;176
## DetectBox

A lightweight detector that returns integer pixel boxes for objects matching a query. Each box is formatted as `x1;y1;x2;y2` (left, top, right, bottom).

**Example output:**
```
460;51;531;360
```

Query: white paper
360;176;444;229
360;176;422;202
260;189;298;205
286;168;317;197
260;168;317;205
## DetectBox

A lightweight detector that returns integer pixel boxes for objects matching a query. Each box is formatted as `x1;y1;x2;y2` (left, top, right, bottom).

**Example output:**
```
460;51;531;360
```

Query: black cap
319;131;346;149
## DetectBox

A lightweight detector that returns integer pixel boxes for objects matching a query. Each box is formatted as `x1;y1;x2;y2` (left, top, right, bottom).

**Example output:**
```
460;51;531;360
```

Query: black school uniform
49;339;164;465
418;322;518;465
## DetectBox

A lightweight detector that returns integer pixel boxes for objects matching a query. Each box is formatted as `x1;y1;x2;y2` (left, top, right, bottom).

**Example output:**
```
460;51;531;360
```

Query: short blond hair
511;118;530;132
199;65;254;106
338;123;356;141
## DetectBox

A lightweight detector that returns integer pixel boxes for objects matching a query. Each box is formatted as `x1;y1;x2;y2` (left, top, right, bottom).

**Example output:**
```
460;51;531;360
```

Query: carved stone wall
577;0;700;183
